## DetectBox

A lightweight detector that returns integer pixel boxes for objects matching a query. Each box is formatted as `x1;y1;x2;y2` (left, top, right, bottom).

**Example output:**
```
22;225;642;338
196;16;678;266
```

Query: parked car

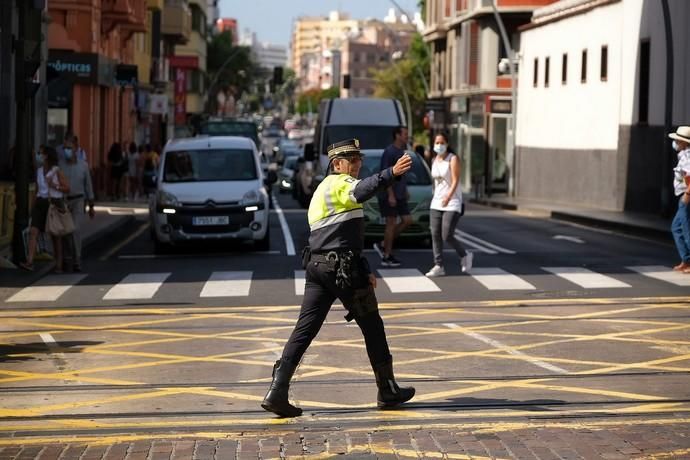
149;136;276;252
359;149;432;240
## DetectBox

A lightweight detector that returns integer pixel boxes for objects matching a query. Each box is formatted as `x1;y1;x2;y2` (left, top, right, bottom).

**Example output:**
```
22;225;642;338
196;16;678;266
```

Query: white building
206;0;219;27
255;42;289;70
516;0;690;212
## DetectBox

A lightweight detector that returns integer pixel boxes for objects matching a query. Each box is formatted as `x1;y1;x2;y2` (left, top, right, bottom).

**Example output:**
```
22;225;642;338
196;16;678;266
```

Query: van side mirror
303;142;315;162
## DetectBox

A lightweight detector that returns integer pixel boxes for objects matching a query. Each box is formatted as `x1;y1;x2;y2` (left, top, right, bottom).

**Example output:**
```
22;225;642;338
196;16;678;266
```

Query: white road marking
627;265;690;287
7;274;87;302
200;271;253;297
470;268;536;290
103;273;171;300
454;231;498;254
444;323;568;374
39;333;57;346
271;193;296;256
456;230;516;254
553;235;585;244
542;267;631;289
377;268;441;293
294;270;305;296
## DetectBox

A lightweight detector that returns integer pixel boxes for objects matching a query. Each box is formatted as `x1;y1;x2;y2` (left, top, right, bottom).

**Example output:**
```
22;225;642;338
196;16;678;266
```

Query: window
600;45;608;81
544;57;550;87
581;49;587;83
639;40;650;123
562;53;568;84
163;149;258;183
533;58;538;87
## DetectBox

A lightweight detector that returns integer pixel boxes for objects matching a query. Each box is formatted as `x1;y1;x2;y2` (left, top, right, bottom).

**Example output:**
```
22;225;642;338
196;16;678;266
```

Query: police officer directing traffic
262;138;415;417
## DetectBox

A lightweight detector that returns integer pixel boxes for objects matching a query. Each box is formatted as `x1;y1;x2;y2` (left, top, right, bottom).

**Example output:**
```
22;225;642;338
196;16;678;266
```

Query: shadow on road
0;341;103;363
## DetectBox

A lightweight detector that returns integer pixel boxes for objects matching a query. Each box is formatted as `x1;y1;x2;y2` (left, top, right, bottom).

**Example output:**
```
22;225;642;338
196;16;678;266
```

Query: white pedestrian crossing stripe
294;270;305;296
626;265;690;287
542;267;630;289
377;268;441;293
7;274;87;302
103;273;171;300
200;271;253;297
470;268;536;290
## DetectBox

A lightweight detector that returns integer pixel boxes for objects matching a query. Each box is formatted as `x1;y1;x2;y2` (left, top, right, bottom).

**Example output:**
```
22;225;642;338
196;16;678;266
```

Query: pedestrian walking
59;137;95;272
373;126;412;267
425;133;473;277
262;139;415;418
20;146;70;273
107;142;125;200
125;142;140;200
669;126;690;273
142;144;160;197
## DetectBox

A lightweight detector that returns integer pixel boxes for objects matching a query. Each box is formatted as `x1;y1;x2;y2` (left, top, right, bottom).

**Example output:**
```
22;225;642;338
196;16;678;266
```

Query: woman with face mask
425;133;473;277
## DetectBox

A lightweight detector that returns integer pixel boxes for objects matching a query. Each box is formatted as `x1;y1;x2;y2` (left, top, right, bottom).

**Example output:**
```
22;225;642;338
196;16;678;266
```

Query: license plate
193;216;229;226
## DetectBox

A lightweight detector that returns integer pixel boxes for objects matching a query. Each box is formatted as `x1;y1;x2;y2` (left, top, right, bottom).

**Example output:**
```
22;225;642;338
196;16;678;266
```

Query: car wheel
255;228;270;251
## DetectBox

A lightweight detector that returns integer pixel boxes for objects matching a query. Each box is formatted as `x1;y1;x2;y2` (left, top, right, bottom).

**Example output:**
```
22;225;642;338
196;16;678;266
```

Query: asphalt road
0;193;688;455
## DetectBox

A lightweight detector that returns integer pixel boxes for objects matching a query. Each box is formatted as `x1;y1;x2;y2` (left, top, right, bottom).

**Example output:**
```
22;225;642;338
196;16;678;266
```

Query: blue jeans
671;199;690;263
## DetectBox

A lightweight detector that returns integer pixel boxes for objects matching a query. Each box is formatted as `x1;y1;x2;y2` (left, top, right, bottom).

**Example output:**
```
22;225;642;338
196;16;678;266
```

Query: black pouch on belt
301;246;311;269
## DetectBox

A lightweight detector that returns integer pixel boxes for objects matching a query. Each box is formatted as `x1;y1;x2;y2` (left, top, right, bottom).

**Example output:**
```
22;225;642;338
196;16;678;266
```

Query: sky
218;0;420;48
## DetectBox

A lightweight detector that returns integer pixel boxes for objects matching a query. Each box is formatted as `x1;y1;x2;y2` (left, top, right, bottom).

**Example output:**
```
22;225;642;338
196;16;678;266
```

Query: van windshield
324;126;394;151
199;121;259;146
163;149;257;183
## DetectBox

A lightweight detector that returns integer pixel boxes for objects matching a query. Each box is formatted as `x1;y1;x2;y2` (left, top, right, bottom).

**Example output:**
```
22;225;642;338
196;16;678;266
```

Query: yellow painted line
0;369;141;386
646;448;690;459
99;222;150;261
1;417;689;448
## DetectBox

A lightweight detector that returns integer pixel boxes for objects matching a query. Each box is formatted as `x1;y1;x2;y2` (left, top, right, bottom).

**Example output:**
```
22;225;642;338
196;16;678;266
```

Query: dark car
199;119;260;149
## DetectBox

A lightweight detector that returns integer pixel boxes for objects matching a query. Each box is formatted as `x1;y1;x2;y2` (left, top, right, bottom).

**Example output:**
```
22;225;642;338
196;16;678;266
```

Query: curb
470;197;671;242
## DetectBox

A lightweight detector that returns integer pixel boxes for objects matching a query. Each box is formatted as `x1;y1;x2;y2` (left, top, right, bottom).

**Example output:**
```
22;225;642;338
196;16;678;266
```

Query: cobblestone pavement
1;418;689;459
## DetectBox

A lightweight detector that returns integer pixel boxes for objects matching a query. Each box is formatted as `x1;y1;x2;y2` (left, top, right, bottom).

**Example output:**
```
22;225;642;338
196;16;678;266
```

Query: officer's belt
310;250;360;264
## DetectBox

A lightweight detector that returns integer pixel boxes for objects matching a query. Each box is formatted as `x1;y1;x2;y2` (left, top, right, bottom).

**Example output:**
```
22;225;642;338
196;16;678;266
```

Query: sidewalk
0;203;146;287
470;195;671;241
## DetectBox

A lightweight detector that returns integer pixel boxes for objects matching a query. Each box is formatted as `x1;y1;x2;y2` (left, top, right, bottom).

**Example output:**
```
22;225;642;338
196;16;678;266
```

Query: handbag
46;199;75;236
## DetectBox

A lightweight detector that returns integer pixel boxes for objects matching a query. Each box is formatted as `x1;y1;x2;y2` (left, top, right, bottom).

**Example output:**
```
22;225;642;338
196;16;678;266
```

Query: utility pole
12;0;29;265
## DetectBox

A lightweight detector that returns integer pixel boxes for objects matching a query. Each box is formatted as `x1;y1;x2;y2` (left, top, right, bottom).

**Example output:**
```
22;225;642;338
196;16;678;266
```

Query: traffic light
342;74;351;89
273;66;283;86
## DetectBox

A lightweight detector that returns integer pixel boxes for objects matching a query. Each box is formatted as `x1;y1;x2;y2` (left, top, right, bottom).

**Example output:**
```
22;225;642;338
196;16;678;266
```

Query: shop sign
116;64;139;87
490;99;512;114
174;68;187;126
149;94;169;115
48;51;115;86
425;98;446;112
450;96;468;114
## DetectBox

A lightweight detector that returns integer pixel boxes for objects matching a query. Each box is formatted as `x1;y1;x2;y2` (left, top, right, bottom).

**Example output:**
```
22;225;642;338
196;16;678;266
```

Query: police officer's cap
327;138;363;161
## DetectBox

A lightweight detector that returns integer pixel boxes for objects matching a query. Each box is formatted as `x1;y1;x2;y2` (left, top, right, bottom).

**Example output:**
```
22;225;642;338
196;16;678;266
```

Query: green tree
296;87;340;115
372;33;430;139
206;31;258;113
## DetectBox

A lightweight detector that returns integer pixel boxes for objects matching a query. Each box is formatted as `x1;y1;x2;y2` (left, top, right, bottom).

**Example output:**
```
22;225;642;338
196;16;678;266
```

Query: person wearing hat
261;138;416;418
669;126;690;273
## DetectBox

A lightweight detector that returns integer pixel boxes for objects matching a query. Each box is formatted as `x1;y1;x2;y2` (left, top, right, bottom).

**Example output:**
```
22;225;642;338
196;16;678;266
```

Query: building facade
516;0;690;213
423;0;555;195
174;0;208;124
47;0;147;191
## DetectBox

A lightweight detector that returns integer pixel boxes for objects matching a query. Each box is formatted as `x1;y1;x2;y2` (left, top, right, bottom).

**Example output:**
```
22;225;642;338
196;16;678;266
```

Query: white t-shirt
430;153;462;212
673;148;690;196
37;166;64;199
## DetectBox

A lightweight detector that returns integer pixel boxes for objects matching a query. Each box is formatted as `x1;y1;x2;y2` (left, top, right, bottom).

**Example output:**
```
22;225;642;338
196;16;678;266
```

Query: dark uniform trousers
281;257;391;368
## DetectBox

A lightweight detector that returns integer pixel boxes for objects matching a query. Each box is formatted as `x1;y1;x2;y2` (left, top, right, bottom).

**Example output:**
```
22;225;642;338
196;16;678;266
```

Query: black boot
373;359;415;409
261;358;302;417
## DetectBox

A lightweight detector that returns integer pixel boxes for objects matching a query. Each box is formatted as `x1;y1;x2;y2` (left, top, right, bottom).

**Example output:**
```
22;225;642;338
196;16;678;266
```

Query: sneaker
425;265;445;277
461;252;474;273
373;241;385;259
381;255;402;267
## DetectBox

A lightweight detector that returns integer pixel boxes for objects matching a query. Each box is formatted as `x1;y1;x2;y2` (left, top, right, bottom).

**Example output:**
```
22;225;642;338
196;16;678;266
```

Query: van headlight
157;191;180;207
241;189;261;206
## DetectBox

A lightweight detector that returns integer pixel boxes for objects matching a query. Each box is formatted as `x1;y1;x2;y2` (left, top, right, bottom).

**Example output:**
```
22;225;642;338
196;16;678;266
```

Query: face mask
63;148;74;160
434;143;447;155
35;153;43;165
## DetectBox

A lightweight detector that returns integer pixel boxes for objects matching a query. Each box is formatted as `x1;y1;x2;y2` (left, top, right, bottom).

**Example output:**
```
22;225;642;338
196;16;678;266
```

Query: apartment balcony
162;0;192;45
148;0;164;10
102;0;147;36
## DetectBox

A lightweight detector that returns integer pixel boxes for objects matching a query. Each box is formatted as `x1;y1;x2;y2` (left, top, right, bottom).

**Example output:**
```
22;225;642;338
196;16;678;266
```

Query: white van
149;136;275;252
